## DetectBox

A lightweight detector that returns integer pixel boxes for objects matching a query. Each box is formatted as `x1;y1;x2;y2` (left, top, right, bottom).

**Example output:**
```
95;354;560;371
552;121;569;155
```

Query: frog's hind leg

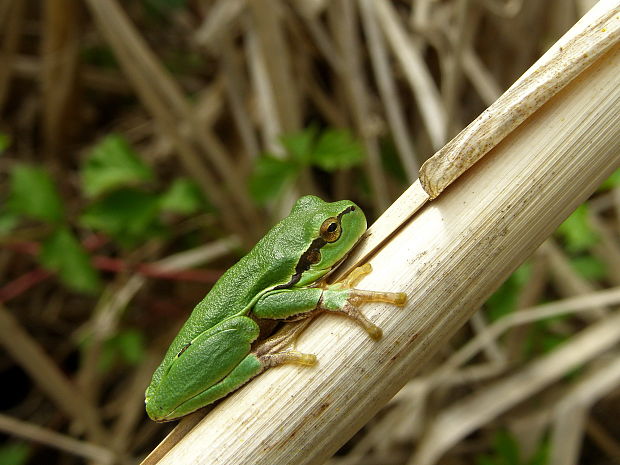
253;319;318;368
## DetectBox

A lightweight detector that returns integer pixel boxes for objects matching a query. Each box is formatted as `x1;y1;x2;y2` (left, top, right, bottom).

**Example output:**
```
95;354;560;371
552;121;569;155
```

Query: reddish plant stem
2;238;223;303
0;269;52;303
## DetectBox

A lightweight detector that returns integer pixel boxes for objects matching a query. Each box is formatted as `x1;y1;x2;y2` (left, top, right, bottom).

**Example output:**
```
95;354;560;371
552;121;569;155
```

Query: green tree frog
145;195;406;422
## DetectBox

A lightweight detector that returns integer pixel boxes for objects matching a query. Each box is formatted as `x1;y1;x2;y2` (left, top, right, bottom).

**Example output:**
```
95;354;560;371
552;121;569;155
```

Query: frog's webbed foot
323;263;407;340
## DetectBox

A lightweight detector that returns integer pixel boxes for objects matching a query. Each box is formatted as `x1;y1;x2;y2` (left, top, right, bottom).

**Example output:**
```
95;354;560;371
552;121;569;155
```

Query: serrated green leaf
80;188;162;245
310;129;364;171
8;164;64;223
40;228;101;293
159;178;206;215
248;156;298;205
0;443;29;465
280;125;319;164
81;134;153;198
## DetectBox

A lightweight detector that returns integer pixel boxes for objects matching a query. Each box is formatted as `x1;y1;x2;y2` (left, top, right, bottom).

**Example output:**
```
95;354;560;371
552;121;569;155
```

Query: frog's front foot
324;263;407;340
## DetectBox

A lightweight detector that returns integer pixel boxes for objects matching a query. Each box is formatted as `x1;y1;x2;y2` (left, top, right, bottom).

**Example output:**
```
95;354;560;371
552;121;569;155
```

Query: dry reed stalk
330;0;390;212
412;315;620;465
142;2;620;463
0;0;24;113
541;240;608;319
0;305;110;444
374;0;448;150
84;0;261;239
41;0;80;160
248;0;301;134
359;0;419;182
0;414;114;464
547;354;620;465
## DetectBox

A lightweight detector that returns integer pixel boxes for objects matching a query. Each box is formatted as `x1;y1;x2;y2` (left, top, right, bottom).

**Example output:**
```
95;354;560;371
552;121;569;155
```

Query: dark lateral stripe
271;206;355;291
176;341;192;358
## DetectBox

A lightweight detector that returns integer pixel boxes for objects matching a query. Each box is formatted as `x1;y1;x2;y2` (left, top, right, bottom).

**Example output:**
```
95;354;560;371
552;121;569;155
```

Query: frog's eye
320;217;341;242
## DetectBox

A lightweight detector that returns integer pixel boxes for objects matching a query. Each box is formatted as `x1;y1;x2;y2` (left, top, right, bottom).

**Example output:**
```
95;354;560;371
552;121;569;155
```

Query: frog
145;195;406;421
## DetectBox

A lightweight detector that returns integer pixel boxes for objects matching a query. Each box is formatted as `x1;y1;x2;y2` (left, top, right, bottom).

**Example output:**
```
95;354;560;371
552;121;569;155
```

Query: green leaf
475;430;521;465
81;134;153;198
555;205;598;253
524;316;569;358
0;211;18;234
80;188;162;245
8;164;64;223
100;328;146;372
310;129;365;171
527;438;549;465
599;167;620;191
248;156;298;205
159;178;206;215
0;132;10;154
143;0;188;20
0;443;29;465
570;255;606;281
280;126;319;164
485;263;532;321
539;330;566;353
40;228;101;293
493;430;520;465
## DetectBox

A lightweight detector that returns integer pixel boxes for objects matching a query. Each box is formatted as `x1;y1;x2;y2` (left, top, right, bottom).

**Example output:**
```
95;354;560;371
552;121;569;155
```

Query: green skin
145;196;388;422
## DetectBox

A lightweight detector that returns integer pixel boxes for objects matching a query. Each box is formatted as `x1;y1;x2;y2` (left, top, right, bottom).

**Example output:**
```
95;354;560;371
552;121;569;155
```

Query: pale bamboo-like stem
145;10;620;465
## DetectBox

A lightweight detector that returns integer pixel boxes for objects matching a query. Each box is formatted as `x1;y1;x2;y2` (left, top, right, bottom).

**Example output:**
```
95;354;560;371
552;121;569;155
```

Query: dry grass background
0;0;619;464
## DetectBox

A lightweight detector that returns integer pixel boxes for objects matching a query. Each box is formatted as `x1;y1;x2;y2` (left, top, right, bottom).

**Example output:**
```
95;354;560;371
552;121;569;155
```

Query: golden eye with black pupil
320;217;341;242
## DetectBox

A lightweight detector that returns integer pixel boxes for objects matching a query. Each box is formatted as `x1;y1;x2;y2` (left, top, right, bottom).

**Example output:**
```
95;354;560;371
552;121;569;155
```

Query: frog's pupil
327;222;337;232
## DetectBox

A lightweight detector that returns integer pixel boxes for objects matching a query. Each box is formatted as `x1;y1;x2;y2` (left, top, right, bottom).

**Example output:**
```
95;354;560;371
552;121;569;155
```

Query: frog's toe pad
393;292;407;306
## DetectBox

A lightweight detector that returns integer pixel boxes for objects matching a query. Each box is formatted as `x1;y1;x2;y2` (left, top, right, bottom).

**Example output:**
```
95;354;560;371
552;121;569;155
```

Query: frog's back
182;226;300;338
147;196;360;394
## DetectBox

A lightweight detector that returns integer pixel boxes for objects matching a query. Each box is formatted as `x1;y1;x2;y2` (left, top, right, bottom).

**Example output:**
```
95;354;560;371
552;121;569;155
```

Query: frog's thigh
166;353;262;419
253;288;323;319
150;315;260;420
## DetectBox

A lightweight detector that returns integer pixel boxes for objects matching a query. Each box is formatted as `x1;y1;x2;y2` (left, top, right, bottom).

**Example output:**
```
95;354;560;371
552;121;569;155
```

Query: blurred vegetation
0;1;618;465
